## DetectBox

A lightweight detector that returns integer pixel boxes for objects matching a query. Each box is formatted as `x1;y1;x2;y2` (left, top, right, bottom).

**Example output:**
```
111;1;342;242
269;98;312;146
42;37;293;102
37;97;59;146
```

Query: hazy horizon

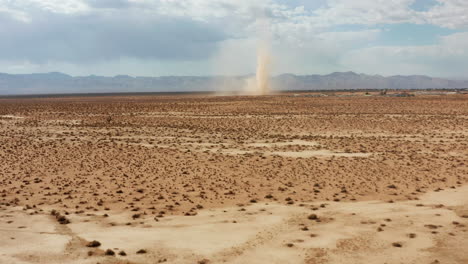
2;70;467;96
1;71;468;80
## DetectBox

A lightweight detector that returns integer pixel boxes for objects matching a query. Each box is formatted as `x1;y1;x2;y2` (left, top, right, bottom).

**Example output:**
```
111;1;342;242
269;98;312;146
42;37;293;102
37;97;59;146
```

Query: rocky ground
0;93;467;263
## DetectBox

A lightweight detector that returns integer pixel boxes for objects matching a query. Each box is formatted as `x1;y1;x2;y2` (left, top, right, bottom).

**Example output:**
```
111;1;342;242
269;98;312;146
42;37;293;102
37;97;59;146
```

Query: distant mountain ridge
0;71;467;95
273;72;468;91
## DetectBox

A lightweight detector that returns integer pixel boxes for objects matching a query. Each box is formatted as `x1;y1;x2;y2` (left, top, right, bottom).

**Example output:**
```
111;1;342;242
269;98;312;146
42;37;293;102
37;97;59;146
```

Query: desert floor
0;93;467;264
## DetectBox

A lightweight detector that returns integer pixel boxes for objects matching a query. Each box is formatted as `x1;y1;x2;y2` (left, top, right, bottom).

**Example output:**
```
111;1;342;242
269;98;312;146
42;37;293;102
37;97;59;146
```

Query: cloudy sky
0;0;467;78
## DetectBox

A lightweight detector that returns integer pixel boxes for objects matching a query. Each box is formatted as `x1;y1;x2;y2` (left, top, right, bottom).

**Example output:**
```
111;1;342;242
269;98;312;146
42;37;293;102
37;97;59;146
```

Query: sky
0;0;467;78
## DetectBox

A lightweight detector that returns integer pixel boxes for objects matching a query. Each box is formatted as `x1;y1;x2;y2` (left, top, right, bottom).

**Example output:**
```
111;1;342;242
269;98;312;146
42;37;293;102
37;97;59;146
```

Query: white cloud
289;0;468;30
341;32;468;77
1;0;89;16
312;0;420;26
424;0;468;29
0;6;30;22
270;29;381;75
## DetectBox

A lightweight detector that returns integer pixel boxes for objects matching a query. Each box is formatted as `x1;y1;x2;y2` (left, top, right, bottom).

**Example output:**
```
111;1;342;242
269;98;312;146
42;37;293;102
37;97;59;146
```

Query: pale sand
1;185;467;264
0;115;24;119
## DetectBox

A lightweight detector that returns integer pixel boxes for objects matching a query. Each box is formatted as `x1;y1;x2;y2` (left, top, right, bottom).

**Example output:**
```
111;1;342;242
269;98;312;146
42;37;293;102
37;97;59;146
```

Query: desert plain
0;92;467;264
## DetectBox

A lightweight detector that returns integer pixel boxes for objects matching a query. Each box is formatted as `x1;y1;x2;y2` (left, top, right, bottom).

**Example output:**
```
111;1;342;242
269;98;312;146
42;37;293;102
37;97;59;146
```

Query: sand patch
0;210;70;263
268;150;370;158
1;186;467;264
97;137;370;159
216;148;371;158
0;115;24;119
247;140;319;148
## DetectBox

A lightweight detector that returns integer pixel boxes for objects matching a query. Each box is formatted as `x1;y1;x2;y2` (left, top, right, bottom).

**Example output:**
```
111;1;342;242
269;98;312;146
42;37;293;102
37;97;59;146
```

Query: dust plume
244;15;273;95
211;7;274;95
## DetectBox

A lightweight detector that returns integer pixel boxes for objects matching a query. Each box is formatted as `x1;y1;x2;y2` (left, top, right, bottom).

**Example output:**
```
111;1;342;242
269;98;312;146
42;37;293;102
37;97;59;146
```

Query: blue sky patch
377;23;459;46
410;0;440;12
275;0;328;10
331;23;459;46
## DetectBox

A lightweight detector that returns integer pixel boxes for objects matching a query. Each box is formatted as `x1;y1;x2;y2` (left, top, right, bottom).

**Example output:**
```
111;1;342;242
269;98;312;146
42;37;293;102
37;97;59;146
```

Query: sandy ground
0;93;467;263
1;185;467;264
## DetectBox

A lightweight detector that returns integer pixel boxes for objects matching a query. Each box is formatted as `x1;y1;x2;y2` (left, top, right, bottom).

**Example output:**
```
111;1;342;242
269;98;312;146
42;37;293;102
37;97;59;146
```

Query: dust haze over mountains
0;71;467;95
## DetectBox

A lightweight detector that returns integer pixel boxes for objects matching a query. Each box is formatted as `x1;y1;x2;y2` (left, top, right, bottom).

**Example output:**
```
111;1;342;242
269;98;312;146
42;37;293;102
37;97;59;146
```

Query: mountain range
0;71;467;95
